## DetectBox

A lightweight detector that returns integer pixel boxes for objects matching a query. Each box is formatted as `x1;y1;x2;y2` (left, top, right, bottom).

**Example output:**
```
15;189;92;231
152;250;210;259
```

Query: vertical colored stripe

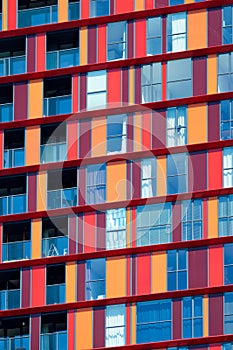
132;161;141;199
98;25;107;63
127;113;133;153
152;109;166;148
28;173;37;212
209;294;223;335
208;197;218;238
188;248;207;288
193;57;207;96
151;251;167;292
76;309;92;350
162;62;166;100
188;103;207;144
31;219;41;259
77;214;83;253
188;151;207;192
79;73;87;111
83;212;96;253
97;212;106;251
122;67;129;103
66;262;76;302
0;130;3;170
208;102;220;142
78;167;86;206
203;198;208;239
81;0;89;19
135;66;141;104
7;0;16;30
106;257;126;298
131;304;136;344
157;155;166;196
209;245;223;287
28;80;43;119
31;315;40;350
208;55;217;94
126;303;131;344
134;112;141;152
135;19;146;58
115;0;134;13
188;9;207;50
156;0;168;7
172;202;181;242
203;295;209;337
208;8;222;46
67;120;78;161
173;299;182;339
129;67;135;104
131;255;136;295
14;82;28;121
107;161;126;202
79;119;91;158
142;111;151;150
68;215;76;254
58;0;68;22
135;0;144;10
145;0;154;9
25;126;40;165
208;149;222;190
2;0;7;30
93;307;105;348
21;268;30;308
80;27;87;65
68;310;75;350
72;74;79;113
127;20;134;59
77;262;85;301
92;116;106;157
36;33;46;72
0;224;2;263
31;265;45;306
27;35;36;73
126;208;131;248
88;26;97;64
162;16;166;54
137;254;151;295
108;68;121;106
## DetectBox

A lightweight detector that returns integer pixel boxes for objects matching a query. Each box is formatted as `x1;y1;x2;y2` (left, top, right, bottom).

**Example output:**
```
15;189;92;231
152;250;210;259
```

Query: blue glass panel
46;284;65;304
178;271;187;290
58;332;67;350
86;280;105;300
0;103;13;122
225;315;233;334
12;194;26;214
178;250;187;269
194;297;202;317
225;244;233;264
59;48;79;68
168;272;176;291
137;322;171;343
183;319;192;338
14;149;25;167
68;2;80;20
47;190;62;209
8;289;20;309
183;298;192;318
194;318;203;337
10;56;26;75
170;0;184;4
223;27;233;45
47;51;57;70
167;250;176;271
62;188;77;207
42;236;68;257
225;265;233;285
90;0;109;17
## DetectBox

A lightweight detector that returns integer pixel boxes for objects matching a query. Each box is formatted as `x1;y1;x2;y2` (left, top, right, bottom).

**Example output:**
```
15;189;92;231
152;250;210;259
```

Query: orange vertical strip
72;74;78;113
25;126;40;165
151;251;167;292
142;111;151;150
162;62;166;100
188;104;207;144
8;0;16;30
67;120;78;161
203;295;208;337
80;27;87;65
83;212;96;253
208;55;217;94
107;68;121;107
37;172;47;211
92;116;106;157
36;33;46;72
66;262;76;302
134;112;141;152
131;303;136;344
81;0;89;19
2;0;7;30
76;309;93;350
107;161;126;202
157;155;166;196
58;0;68;22
106;257;126;298
135;19;146;58
115;0;134;13
203;199;208;239
28;80;43;119
127;256;131;295
98;25;107;63
31;219;41;259
188;9;207;50
209;245;223;287
0;130;3;169
208;197;218;238
31;265;45;306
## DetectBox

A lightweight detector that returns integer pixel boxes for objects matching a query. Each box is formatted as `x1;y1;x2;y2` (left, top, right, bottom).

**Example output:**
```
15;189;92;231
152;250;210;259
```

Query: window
224;292;233;334
68;0;80;20
90;0;109;17
223;147;233;188
0;316;30;350
167;12;187;52
146;17;162;56
219;195;233;236
182;296;203;338
87;70;107;110
46;264;65;304
0;269;20;310
223;7;233;45
167;58;192;99
169;0;184;4
107;21;127;61
141;63;162;103
18;0;58;28
167;106;187;147
167;153;187;194
182;199;202;241
141;157;156;198
0;175;27;215
105;304;126;347
4;128;25;168
40;312;67;350
220;99;233;140
107;114;126;154
136;203;172;246
40;123;66;163
167;249;187;291
218;53;233;93
0;36;26;76
0;84;13;123
86;258;106;300
42;216;68;257
86;163;106;204
106;208;126;250
224;244;233;285
136;299;172;343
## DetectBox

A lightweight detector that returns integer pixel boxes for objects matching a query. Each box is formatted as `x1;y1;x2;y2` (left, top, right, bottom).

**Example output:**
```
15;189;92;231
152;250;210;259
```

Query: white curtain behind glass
106;208;126;249
176;107;186;145
105;305;126;347
171;13;186;52
224;148;233;188
141;158;156;198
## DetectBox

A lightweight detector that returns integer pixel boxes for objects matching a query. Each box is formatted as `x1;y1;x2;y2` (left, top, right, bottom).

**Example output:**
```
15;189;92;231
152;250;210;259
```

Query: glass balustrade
40;142;66;163
4;148;25;168
2;240;31;262
42;236;68;257
18;5;58;28
47;188;77;209
0;103;13;123
46;284;65;304
68;1;80;20
0;56;26;77
0;289;20;310
0;14;2;31
0;194;26;215
43;95;72;116
40;331;67;350
0;335;29;350
47;48;79;70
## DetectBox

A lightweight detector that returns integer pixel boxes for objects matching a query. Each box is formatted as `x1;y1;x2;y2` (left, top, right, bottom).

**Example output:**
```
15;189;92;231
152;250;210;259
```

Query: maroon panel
27;35;36;72
208;102;220;142
156;0;168;7
127;161;131;200
188;151;207;192
193;57;207;96
80;73;86;111
31;315;40;350
135;66;141;104
77;261;85;301
132;255;136;295
97;212;106;251
110;0;114;14
88;26;97;64
127;20;134;59
188;248;207;289
173;298;181;339
14;82;28;121
208;8;222;47
122;67;129;103
162;16;166;54
209;294;223;335
132;161;141;200
172;202;181;242
68;215;76;254
77;213;83;253
127;113;133;153
93;307;105;348
21;267;30;308
79;119;91;158
151;109;166;149
28;173;37;212
78;167;86;206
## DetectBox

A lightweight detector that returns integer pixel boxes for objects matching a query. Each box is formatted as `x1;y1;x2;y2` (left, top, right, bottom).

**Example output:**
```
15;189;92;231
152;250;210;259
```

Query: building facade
0;0;232;349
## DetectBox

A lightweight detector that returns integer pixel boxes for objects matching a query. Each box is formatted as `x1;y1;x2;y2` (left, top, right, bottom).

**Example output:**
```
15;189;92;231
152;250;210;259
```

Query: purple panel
77;261;85;301
28;173;37;212
110;0;114;14
132;255;136;295
127;161;131;200
208;8;222;47
127;113;133;153
209;294;223;335
122;67;129;104
80;73;86;111
93;307;105;348
97;212;106;251
208;102;220;142
162;16;166;54
172;202;181;242
127;20;134;59
173;298;181;339
193;57;207;96
14;82;28;121
27;35;36;72
79;119;91;158
77;214;83;253
78;167;86;206
69;215;76;254
88;26;97;64
156;0;168;7
132;161;141;199
152;109;166;149
30;315;40;350
22;267;30;308
188;151;207;192
188;248;207;289
135;66;141;104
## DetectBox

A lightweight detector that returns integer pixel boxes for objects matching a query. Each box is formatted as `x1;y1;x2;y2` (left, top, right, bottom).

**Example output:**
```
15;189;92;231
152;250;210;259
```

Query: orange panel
115;0;134;13
208;197;218;238
98;25;106;63
25;126;40;165
92;116;106;157
157;156;166;196
208;55;217;94
135;0;144;10
31;219;41;259
209;245;223;287
208;149;222;190
131;304;136;344
107;161;126;202
76;309;92;350
106;256;126;298
129;67;135;104
135;19;146;58
188;10;207;50
107;68;121;107
80;27;87;65
58;0;68;22
83;212;96;253
188;104;207;144
134;112;141;152
28;80;43;119
36;34;46;72
203;295;208;336
151;251;167;292
2;0;7;30
31;265;45;306
67;120;78;161
66;262;76;302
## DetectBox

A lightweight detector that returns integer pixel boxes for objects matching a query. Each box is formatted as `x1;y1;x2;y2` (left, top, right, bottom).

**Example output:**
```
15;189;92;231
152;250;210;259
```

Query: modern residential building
0;0;232;349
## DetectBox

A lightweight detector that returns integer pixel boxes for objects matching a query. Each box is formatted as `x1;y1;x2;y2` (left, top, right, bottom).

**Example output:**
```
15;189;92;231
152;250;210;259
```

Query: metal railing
46;284;65;304
0;335;29;350
40;142;66;163
18;5;58;28
0;55;26;76
40;331;67;350
47;188;77;209
2;240;31;262
42;236;68;257
0;289;20;310
0;194;26;215
4;148;25;168
0;103;13;123
43;95;72;116
68;2;80;20
46;48;79;70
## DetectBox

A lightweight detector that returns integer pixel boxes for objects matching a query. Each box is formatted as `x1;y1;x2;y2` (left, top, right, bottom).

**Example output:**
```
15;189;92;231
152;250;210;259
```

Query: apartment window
40;312;67;350
105;304;126;347
167;58;192;99
0;36;26;76
0;84;13;123
136;299;172;343
167;249;187;291
40;123;66;163
183;296;203;338
182;199;202;241
42;216;68;257
86;164;106;204
218;53;233;93
167;106;187;147
141;63;162;103
146;17;162;56
86;258;106;300
18;0;58;28
0;316;29;350
0;269;20;310
169;0;184;4
141;157;156;198
224;244;233;285
107;114;126;154
223;147;233;188
106;208;126;250
167;12;187;52
46;264;65;305
87;70;107;110
90;0;109;17
167;153;187;194
0;175;27;215
223;6;233;45
4;128;25;168
136;203;172;246
219;195;233;237
107;21;127;61
68;0;80;20
224;292;233;334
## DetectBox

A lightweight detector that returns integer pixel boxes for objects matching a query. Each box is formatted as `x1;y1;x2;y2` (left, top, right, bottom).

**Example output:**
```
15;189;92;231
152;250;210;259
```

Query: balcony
42;236;68;257
0;289;20;310
0;194;26;215
4;148;24;168
0;103;13;123
47;188;77;210
43;95;72;116
0;56;26;77
46;284;65;305
0;335;29;350
68;1;80;20
40;142;66;164
40;331;67;350
2;240;30;262
18;5;58;28
47;48;79;70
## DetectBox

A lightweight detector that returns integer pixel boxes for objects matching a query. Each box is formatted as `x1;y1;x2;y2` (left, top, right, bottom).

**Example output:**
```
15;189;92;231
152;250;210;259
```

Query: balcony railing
68;1;80;20
40;142;66;164
0;56;26;77
4;148;25;168
40;331;67;350
42;236;68;257
43;95;72;116
47;48;79;70
18;5;58;28
0;194;26;215
0;14;2;31
2;240;31;262
47;188;77;210
0;335;29;350
46;284;65;304
0;289;20;310
0;103;13;123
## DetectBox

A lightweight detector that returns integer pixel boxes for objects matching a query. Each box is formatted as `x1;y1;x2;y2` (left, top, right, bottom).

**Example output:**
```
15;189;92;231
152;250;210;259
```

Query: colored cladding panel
151;251;167;293
173;299;182;339
209;294;223;335
188;248;207;289
135;66;141;104
152;109;166;149
97;211;106;251
83;212;96;253
32;219;41;259
134;112;141;152
188;10;207;50
137;254;151;295
127;113;133;152
203;295;209;337
93;307;105;348
27;35;36;73
67;120;78;161
127;161;132;201
208;55;217;94
72;74;79;113
31;315;40;350
66;262;76;302
156;0;168;7
31;265;45;306
26;126;40;165
126;208;131;248
122;67;129;103
88;26;97;64
203;198;208;239
131;303;136;344
145;0;154;9
135;19;146;58
77;262;85;301
162;16;166;54
162;62;166;100
173;202;181;242
131;255;136;295
14;82;28;121
2;0;7;30
157;155;166;196
81;0;89;19
76;309;92;350
209;245;223;287
107;161;126;202
28;172;37;212
69;215;76;255
79;73;87;111
80;27;88;65
98;25;107;63
135;0;144;10
128;20;134;59
7;0;16;29
188;103;207;144
126;304;131;344
78;167;86;206
0;130;3;170
115;0;134;13
29;80;43;119
208;102;220;142
193;57;207;96
106;256;126;298
36;34;46;72
208;149;222;190
58;0;68;22
188;151;207;192
68;310;75;350
92;116;106;157
129;66;135;104
108;68;121;106
132;161;141;199
208;8;222;46
37;172;47;211
77;214;84;253
79;119;91;158
22;268;30;308
142;111;151;150
208;197;218;238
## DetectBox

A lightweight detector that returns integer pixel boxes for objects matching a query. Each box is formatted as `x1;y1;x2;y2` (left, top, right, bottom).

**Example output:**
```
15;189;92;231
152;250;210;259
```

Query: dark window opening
46;264;65;285
44;76;72;98
0;175;26;196
41;312;67;333
47;29;79;51
47;168;77;191
4;128;24;149
41;123;66;145
0;84;13;104
3;220;31;243
0;316;29;338
0;37;25;59
0;270;20;290
42;216;68;238
18;0;57;10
